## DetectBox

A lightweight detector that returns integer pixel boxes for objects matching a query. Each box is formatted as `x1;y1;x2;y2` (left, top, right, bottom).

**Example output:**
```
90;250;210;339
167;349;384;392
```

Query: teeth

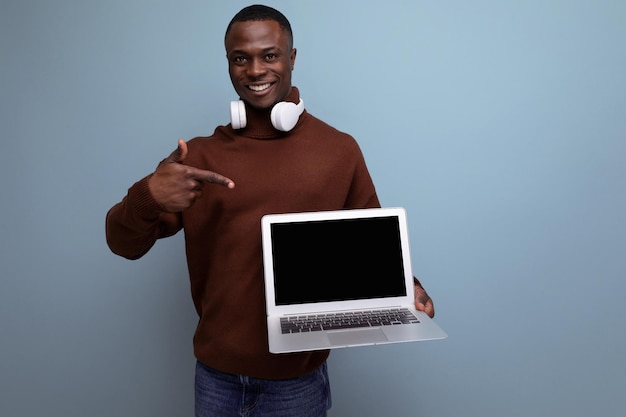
249;83;270;92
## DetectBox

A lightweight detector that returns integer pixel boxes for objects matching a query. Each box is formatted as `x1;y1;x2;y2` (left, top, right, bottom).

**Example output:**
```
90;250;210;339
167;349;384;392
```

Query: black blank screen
270;216;407;305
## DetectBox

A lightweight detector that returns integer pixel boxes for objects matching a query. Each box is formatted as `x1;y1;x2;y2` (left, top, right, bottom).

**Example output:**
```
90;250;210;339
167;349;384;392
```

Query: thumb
166;139;188;164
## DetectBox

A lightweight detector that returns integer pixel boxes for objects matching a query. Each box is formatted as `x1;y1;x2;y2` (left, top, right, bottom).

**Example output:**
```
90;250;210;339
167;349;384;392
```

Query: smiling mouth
248;83;271;92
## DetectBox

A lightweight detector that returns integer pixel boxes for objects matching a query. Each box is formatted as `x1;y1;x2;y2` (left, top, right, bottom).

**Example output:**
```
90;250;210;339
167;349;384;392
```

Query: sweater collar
235;86;301;139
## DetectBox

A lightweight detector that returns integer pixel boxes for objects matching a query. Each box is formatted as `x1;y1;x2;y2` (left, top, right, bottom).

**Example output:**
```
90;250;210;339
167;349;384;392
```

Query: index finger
189;166;235;189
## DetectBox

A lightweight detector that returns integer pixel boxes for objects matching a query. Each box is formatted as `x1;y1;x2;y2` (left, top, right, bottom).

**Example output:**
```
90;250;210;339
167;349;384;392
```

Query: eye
265;53;278;61
232;56;247;64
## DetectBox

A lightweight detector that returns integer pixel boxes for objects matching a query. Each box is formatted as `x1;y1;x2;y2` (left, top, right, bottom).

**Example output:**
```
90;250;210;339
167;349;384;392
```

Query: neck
239;87;300;138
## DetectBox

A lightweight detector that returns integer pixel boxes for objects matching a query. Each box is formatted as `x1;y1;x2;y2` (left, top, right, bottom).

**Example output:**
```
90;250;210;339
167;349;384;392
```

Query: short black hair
225;4;293;48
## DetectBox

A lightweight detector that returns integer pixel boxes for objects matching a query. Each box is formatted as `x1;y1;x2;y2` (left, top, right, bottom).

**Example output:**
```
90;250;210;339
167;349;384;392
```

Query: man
106;5;434;417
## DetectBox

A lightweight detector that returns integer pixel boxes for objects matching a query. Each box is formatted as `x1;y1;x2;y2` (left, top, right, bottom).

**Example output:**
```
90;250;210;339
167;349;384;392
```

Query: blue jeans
195;361;332;417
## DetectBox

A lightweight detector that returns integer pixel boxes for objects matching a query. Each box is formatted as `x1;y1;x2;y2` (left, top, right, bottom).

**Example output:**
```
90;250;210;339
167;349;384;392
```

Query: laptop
261;207;447;353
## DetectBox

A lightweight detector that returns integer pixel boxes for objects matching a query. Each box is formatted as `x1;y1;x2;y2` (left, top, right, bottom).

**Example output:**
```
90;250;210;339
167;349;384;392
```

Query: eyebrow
228;46;282;56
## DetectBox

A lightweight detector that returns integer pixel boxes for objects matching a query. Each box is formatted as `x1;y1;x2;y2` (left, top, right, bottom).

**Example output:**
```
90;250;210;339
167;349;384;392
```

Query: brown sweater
106;87;380;379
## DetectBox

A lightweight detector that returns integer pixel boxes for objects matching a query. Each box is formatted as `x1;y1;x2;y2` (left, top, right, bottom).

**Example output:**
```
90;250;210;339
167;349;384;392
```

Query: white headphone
230;99;305;132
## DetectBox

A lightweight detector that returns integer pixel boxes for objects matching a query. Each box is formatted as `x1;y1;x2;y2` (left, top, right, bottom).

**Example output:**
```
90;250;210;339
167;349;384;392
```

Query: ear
290;48;297;70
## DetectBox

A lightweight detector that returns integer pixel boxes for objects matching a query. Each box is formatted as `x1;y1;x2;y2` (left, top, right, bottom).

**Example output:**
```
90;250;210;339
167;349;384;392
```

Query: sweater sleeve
105;175;182;260
344;141;381;209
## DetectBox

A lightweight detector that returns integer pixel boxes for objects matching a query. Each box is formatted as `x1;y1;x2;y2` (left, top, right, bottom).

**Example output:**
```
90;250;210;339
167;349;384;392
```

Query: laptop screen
269;215;408;305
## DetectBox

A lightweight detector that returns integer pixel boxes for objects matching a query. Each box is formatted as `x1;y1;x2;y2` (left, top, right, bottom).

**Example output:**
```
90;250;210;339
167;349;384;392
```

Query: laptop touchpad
327;328;388;347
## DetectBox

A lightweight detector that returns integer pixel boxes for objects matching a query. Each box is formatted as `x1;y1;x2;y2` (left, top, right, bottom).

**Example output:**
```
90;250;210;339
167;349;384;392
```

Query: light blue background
1;1;624;416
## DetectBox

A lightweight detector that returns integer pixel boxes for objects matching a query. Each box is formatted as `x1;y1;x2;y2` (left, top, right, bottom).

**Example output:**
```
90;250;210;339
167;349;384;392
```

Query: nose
247;57;267;78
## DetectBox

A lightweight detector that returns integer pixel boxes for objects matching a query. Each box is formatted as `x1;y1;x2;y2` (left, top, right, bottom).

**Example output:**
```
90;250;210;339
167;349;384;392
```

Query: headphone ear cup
270;99;304;132
230;100;246;129
270;102;290;131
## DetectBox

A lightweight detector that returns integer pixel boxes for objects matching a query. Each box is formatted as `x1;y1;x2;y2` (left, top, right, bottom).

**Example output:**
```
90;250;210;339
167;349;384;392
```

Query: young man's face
225;20;296;110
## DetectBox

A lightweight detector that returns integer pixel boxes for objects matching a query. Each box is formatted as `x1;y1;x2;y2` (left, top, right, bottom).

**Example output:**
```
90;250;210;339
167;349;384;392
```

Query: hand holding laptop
414;280;434;317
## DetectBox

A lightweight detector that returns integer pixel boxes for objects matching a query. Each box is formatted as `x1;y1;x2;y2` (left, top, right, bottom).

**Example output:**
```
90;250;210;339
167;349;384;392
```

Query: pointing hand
148;139;235;212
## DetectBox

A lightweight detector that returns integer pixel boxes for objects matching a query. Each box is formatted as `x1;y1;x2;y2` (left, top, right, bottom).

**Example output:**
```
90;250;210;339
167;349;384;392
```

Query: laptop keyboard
280;308;421;334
